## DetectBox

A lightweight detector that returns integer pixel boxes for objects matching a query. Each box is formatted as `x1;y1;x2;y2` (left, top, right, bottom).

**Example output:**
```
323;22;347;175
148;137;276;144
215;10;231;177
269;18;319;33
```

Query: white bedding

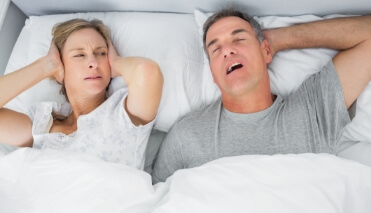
0;148;370;213
2;8;371;213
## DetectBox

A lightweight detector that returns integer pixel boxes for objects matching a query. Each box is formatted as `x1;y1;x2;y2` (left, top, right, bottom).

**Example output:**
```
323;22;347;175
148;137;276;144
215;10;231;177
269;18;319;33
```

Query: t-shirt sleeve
106;88;156;169
25;105;36;122
299;60;351;151
109;88;156;129
152;125;185;184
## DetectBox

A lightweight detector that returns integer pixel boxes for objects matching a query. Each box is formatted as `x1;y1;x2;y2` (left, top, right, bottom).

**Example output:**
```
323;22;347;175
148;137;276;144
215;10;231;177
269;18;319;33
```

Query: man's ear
262;40;273;64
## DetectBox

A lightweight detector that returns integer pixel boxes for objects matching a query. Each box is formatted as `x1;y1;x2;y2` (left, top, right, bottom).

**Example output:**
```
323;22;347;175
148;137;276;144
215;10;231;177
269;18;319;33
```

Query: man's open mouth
227;63;243;74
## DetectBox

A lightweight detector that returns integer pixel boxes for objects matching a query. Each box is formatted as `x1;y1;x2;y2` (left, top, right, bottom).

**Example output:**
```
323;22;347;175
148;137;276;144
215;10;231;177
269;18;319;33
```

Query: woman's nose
88;57;98;69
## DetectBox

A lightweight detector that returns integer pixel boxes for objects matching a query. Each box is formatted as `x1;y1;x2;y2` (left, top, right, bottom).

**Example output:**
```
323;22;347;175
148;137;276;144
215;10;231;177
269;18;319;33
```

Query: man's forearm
265;15;371;54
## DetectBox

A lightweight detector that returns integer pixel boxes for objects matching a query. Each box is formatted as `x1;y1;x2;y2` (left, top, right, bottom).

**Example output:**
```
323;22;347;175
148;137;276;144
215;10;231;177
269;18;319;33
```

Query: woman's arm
0;42;64;146
108;41;163;126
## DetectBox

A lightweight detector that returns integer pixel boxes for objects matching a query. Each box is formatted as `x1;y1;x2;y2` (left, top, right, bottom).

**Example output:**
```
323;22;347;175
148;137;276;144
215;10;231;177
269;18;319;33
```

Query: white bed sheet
2;11;371;213
0;148;370;213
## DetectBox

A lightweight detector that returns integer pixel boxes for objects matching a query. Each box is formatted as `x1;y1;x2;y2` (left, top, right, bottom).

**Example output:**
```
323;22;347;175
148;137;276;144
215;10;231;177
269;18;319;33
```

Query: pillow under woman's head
5;12;205;132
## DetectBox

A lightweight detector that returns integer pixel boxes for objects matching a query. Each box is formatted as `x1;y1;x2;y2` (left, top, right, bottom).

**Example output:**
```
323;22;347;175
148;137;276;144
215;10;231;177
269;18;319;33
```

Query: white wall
0;2;27;76
12;0;371;17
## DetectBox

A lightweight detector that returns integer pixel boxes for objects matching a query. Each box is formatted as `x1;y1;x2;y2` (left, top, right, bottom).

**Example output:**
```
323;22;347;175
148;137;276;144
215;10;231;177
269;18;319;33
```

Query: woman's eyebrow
95;46;107;50
68;46;107;52
68;48;84;52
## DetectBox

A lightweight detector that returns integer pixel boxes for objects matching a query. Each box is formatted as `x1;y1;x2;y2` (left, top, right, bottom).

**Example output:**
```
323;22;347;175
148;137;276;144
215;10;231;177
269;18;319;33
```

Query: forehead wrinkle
65;29;107;52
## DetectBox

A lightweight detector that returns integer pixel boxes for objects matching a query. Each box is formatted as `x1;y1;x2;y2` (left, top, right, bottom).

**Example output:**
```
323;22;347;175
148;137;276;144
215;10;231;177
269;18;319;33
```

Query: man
152;8;371;184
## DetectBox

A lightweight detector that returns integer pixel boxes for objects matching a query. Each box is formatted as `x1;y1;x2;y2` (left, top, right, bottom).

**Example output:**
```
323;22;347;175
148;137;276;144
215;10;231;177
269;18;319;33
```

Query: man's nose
223;46;237;58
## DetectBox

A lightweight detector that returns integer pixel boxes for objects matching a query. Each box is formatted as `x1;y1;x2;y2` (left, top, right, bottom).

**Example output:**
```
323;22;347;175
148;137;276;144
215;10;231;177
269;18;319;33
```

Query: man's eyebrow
206;39;218;49
206;28;248;49
232;28;247;35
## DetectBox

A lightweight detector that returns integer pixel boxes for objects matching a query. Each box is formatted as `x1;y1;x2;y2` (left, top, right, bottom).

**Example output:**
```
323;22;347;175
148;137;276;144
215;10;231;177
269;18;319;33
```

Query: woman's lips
84;76;102;80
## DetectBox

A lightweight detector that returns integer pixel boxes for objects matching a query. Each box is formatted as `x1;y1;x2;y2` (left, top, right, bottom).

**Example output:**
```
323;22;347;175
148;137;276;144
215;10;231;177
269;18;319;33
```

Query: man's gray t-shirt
152;61;351;183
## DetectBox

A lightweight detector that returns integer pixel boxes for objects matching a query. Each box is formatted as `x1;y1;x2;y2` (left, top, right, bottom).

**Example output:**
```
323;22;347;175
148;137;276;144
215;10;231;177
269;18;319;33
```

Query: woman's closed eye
74;54;84;57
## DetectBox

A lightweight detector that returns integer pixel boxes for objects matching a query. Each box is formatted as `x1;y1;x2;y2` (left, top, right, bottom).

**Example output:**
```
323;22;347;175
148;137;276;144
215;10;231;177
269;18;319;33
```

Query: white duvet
0;148;370;213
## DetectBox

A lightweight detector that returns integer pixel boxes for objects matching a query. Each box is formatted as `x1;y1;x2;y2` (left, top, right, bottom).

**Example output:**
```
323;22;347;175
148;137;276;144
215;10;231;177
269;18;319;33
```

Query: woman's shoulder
27;101;71;121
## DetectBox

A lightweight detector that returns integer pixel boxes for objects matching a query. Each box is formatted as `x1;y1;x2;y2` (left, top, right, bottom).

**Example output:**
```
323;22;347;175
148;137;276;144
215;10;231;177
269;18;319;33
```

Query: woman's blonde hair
52;19;111;102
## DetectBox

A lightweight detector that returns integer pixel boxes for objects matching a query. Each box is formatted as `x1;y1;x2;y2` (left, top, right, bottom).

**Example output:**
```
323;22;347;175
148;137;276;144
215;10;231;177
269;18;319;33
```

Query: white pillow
5;12;204;132
194;9;371;144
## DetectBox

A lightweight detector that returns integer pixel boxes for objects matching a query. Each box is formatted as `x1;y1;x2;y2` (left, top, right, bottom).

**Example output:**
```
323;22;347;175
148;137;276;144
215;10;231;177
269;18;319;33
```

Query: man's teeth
227;63;242;74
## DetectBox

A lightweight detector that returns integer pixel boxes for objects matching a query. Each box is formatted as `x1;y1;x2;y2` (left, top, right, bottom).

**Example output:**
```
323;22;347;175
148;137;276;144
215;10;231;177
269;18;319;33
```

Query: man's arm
264;15;371;108
152;127;185;184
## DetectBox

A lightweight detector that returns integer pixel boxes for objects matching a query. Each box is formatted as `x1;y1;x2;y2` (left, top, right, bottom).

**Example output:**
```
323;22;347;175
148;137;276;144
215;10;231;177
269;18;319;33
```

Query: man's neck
222;93;276;114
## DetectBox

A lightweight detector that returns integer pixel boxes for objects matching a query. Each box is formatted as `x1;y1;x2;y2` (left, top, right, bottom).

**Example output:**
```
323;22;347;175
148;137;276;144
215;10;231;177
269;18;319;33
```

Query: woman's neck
69;93;107;118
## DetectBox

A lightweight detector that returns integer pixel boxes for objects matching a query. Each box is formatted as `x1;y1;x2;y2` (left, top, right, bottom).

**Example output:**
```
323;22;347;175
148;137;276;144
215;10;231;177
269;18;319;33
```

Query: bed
1;0;371;212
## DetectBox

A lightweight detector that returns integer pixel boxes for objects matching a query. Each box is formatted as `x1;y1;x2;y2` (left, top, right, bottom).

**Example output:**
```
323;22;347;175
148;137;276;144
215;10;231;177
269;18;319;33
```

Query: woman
0;19;163;169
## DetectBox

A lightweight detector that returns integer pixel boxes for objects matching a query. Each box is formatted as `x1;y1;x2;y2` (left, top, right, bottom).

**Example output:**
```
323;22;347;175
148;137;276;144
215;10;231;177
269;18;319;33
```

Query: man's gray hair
202;7;264;59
